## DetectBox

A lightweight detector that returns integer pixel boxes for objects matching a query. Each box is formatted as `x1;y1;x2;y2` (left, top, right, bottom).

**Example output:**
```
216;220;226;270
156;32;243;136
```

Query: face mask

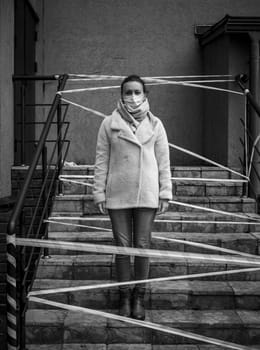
123;94;145;109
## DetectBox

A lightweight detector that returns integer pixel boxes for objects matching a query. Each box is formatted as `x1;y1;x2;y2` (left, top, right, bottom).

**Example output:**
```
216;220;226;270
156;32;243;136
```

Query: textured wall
0;0;14;197
35;0;260;165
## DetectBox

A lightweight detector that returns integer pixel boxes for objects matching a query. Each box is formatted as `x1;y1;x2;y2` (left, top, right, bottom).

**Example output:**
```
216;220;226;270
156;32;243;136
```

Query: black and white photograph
1;1;260;350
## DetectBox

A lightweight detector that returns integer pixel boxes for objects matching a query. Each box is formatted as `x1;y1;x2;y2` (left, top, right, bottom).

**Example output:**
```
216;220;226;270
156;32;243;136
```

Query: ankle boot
119;289;131;317
132;287;145;320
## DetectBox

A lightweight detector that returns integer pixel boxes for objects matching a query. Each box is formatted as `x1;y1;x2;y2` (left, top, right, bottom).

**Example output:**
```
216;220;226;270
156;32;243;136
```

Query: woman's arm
93;120;110;207
154;120;172;206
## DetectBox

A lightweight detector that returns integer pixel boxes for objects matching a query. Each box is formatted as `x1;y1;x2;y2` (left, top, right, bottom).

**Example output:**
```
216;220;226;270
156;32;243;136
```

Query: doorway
14;0;38;165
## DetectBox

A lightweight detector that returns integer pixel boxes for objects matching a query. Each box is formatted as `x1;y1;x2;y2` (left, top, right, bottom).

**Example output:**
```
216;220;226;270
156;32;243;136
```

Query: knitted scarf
117;98;150;133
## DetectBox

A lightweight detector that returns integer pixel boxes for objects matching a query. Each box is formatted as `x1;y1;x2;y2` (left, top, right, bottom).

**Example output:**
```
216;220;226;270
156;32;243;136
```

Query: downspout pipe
249;32;260;199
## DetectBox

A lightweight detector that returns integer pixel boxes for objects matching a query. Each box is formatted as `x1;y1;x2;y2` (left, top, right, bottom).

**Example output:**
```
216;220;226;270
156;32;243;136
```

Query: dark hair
120;74;147;95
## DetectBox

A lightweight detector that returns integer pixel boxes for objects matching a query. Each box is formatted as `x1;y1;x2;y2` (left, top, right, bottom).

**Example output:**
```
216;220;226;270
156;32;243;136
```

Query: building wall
202;35;230;165
0;0;14;197
34;0;260;166
228;35;250;167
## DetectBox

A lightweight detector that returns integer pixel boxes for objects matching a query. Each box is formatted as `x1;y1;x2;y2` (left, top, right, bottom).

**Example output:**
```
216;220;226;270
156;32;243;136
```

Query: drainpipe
248;32;260;200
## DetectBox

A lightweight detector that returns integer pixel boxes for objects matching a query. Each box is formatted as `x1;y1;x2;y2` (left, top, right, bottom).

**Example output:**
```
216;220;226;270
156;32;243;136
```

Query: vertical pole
17;210;25;350
6;75;68;350
42;145;49;258
57;80;63;195
6;232;18;350
244;95;249;197
249;33;260;203
21;83;26;166
17;218;26;350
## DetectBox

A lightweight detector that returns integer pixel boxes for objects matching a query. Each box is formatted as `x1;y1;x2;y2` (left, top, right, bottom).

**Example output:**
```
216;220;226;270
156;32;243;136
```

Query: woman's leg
108;208;133;286
132;208;156;320
108;209;133;317
133;207;156;282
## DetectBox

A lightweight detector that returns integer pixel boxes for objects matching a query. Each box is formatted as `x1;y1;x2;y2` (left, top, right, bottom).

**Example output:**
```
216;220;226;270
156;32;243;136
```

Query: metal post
249;33;260;202
57;80;63;195
21;83;26;166
7;74;68;350
6;234;18;350
42;145;50;258
17;245;26;350
243;95;249;197
17;206;26;349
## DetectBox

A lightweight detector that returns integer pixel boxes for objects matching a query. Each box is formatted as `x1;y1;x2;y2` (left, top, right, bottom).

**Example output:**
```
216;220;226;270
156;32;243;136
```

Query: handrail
236;74;260;117
236;74;260;200
6;73;68;350
7;74;68;235
13;75;60;81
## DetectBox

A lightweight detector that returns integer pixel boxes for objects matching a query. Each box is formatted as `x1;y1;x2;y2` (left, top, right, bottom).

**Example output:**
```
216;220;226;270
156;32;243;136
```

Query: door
14;0;39;165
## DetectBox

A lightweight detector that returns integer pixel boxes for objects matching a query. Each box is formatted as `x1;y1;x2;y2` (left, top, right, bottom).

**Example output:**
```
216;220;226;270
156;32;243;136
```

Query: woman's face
122;81;145;108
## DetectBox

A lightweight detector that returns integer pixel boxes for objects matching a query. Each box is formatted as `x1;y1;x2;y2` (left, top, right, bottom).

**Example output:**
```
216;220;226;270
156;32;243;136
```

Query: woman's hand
98;201;107;215
157;199;169;215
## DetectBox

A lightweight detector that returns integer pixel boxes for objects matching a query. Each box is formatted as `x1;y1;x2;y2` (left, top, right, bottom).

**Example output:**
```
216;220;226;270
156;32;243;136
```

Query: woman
93;75;172;320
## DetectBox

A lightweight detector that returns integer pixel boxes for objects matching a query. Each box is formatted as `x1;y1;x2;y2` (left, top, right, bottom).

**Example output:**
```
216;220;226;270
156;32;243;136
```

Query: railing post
249;34;260;202
17;245;26;350
6;230;18;350
7;74;68;350
57;80;63;195
21;83;26;166
42;145;50;258
243;95;249;197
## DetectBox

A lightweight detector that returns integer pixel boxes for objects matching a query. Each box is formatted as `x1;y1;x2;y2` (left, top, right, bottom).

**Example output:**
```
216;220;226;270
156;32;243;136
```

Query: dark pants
108;208;156;290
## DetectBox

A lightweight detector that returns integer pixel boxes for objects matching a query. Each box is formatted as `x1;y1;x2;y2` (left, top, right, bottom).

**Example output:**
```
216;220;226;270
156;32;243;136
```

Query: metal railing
236;74;260;202
7;74;69;350
5;72;260;350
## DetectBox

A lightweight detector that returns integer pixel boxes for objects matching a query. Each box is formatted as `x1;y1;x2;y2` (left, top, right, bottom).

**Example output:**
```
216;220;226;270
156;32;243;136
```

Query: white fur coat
93;110;172;209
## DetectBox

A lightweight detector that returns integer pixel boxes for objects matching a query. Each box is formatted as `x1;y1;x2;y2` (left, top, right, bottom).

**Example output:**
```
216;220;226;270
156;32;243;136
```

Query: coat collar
110;110;156;146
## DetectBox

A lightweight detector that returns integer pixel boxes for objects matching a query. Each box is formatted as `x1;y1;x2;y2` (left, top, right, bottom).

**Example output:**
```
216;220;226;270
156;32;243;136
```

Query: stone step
48;212;260;233
35;254;260;281
52;195;256;214
26;308;260;345
47;231;260;256
62;179;243;197
25;345;260;350
29;279;260;311
61;165;244;179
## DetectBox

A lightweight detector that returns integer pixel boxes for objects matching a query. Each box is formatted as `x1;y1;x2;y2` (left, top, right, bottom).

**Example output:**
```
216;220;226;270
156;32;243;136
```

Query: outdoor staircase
26;166;260;350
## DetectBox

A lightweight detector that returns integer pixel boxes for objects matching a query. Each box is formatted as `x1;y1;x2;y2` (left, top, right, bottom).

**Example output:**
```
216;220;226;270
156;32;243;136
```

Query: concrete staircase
26;166;260;349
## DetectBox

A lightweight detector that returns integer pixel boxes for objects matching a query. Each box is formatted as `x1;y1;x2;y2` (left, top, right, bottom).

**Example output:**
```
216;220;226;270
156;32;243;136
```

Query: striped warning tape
59;177;94;187
57;77;243;96
168;200;260;221
67;73;234;80
15;238;260;265
29;297;259;350
29;266;260;297
63;175;248;182
57;82;173;95
59;174;248;183
61;97;107;118
59;175;94;178
146;76;243;95
45;217;260;227
68;78;236;83
152;235;257;258
44;217;259;258
169;177;247;183
45;219;112;231
168;143;248;180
